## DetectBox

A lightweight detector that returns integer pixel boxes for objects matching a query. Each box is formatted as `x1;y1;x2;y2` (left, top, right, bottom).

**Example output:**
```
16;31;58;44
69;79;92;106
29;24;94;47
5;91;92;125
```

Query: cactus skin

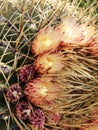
0;0;98;130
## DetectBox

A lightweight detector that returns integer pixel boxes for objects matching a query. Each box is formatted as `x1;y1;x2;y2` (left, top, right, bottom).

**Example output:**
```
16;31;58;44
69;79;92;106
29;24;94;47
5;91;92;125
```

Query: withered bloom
30;109;45;130
15;101;31;120
6;84;22;103
19;64;34;83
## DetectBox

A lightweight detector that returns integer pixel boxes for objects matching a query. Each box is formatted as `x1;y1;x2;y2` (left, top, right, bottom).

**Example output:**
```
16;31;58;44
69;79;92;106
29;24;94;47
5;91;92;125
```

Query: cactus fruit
0;0;98;130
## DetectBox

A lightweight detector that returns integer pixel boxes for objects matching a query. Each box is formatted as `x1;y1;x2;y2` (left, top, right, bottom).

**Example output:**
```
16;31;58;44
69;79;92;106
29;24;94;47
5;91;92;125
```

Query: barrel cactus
0;0;98;130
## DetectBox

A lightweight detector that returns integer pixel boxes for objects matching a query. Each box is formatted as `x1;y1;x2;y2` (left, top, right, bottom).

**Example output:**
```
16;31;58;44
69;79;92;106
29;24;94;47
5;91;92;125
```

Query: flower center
44;58;53;69
12;91;18;97
40;86;48;96
23;109;31;115
42;37;52;47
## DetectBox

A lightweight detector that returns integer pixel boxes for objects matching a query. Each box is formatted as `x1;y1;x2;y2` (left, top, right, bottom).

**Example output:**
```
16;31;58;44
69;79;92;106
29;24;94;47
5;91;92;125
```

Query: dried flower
45;110;60;125
24;77;61;107
15;101;31;120
6;84;22;103
19;64;34;83
30;109;45;130
34;52;64;74
32;26;63;55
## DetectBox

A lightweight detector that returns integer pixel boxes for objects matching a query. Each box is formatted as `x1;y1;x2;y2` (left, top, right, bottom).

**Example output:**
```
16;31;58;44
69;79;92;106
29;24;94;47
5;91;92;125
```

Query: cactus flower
24;77;61;107
34;52;64;74
32;26;63;55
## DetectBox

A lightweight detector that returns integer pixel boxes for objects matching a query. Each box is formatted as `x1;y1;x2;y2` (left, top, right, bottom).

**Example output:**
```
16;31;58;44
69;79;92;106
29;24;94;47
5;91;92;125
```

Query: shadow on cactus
0;0;98;130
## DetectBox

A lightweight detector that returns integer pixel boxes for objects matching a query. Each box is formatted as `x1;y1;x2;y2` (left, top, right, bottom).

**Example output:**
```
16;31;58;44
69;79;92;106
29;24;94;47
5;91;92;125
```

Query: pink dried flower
19;64;34;82
32;26;63;55
30;109;45;130
79;39;98;57
15;101;31;120
34;52;64;74
24;77;61;107
6;84;22;103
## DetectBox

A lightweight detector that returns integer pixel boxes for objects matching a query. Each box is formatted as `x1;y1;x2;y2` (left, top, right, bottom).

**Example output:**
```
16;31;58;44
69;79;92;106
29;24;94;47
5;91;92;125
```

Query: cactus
0;0;98;130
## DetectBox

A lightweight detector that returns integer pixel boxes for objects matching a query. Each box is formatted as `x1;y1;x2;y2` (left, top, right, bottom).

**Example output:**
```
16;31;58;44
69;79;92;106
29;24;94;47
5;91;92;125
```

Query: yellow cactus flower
32;26;63;55
34;52;64;74
24;77;61;107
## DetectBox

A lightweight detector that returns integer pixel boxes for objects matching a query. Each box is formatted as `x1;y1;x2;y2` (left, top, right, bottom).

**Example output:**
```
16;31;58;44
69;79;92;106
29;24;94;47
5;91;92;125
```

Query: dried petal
19;64;34;82
6;84;22;103
30;109;45;129
15;101;31;120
